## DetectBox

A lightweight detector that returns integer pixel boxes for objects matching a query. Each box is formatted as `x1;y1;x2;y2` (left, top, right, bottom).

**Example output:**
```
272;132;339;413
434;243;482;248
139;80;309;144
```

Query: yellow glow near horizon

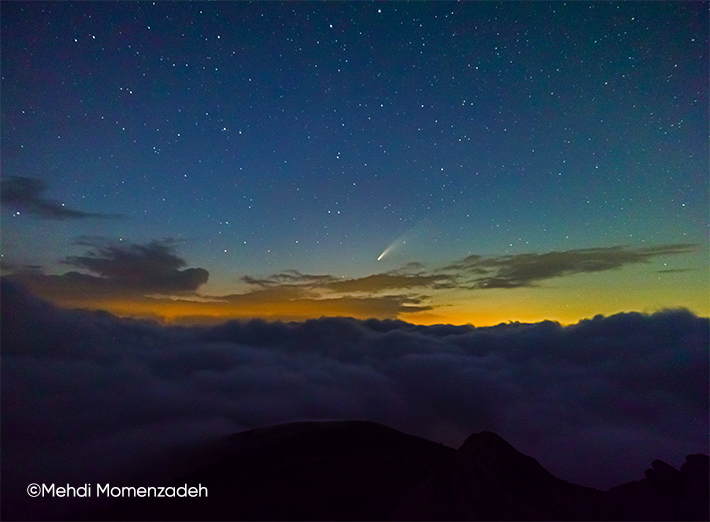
22;272;709;328
10;247;709;327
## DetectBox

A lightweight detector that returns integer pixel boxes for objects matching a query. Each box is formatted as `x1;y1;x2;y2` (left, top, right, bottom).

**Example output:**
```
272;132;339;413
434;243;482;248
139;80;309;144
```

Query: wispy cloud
4;241;430;321
324;273;457;293
242;270;456;294
442;244;699;289
241;244;698;294
4;241;698;323
0;176;122;220
241;269;340;288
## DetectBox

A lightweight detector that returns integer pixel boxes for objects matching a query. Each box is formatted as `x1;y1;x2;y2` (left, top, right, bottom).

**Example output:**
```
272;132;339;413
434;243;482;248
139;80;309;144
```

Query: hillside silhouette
94;420;708;521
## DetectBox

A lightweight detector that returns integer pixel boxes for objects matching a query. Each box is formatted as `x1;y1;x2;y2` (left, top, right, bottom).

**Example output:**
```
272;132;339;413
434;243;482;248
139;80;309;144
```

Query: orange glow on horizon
10;255;709;328
19;288;710;329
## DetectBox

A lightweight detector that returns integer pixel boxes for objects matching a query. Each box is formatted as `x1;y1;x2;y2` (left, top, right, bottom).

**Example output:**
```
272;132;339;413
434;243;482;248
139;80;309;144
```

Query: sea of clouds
2;279;708;520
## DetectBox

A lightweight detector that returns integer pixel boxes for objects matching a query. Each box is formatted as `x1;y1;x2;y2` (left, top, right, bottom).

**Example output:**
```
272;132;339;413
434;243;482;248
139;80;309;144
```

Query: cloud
324;273;457;293
7;272;428;324
1;279;707;520
241;269;340;288
0;260;42;274
0;176;122;220
216;288;433;321
243;270;456;293
61;239;209;293
443;244;699;289
246;244;697;295
4;241;699;324
5;240;210;311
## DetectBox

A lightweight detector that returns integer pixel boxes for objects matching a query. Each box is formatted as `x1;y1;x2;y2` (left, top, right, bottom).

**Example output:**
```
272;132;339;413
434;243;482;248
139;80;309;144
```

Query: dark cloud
241;269;339;288
2;240;699;330
243;244;696;296
241;269;455;293
213;288;433;321
324;273;456;293
225;244;699;317
7;242;699;324
7;270;429;323
443;244;699;289
241;272;454;294
236;269;454;314
0;260;42;274
62;239;209;293
2;279;707;519
0;176;121;220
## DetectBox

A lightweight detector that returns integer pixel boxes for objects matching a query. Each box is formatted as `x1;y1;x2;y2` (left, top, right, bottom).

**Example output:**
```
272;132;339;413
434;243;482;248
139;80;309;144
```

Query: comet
377;242;401;261
377;219;428;261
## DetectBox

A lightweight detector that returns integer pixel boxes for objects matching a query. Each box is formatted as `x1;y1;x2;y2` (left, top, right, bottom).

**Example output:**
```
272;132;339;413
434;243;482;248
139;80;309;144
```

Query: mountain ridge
91;420;708;521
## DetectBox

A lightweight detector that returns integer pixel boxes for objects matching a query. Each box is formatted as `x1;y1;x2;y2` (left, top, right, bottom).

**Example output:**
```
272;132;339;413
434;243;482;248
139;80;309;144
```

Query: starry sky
2;1;708;325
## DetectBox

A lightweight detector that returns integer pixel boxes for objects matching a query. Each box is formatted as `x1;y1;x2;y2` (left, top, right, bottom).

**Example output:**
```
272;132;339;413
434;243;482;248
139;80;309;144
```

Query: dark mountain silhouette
394;430;709;521
92;420;708;521
393;431;603;520
595;454;710;521
94;420;455;521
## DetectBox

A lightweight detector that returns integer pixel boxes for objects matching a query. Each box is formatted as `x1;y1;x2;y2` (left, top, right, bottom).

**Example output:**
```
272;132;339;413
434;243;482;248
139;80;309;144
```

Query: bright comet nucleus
378;219;432;261
377;244;394;261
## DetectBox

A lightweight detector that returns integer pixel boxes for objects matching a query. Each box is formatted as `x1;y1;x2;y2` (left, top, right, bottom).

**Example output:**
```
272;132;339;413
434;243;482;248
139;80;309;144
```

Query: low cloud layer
0;176;121;220
2;279;707;520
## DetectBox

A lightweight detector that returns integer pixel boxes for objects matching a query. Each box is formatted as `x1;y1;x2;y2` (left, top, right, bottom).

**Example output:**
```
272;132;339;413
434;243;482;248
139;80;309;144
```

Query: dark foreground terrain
91;420;708;521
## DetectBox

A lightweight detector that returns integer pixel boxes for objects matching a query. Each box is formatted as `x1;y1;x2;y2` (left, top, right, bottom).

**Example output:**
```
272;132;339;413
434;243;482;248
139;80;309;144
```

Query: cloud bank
0;176;121;220
3;241;700;324
2;279;707;520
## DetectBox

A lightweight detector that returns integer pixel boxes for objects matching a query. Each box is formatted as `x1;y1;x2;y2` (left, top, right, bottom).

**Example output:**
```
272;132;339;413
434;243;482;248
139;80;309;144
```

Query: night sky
2;1;708;325
2;4;709;521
